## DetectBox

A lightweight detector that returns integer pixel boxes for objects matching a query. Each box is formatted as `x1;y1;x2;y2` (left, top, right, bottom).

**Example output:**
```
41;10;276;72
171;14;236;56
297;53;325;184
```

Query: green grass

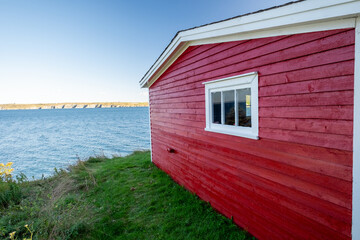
0;151;254;240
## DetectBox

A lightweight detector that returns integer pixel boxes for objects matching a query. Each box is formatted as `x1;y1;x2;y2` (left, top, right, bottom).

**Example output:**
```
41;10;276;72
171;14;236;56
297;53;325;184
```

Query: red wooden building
140;1;360;239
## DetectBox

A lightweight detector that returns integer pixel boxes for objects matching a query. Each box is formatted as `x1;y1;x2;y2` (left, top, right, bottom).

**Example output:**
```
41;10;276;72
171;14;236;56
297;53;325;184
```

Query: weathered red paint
149;28;355;240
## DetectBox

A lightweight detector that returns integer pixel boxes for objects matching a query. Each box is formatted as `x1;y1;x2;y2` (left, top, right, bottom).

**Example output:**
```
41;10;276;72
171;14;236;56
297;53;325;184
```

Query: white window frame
203;72;259;140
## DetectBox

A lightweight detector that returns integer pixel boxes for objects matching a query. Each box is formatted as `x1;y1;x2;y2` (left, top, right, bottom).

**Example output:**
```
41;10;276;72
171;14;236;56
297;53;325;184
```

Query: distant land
0;102;148;110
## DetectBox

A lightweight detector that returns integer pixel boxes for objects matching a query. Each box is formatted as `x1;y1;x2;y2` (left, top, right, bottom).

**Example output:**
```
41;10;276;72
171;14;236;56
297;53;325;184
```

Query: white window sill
204;127;259;140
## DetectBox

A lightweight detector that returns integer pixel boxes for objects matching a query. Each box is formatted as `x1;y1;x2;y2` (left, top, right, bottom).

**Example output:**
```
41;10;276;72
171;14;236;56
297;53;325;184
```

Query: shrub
0;162;14;182
0;162;24;208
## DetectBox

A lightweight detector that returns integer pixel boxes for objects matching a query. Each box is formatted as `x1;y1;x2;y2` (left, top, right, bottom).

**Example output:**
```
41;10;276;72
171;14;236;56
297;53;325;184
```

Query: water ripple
0;107;150;179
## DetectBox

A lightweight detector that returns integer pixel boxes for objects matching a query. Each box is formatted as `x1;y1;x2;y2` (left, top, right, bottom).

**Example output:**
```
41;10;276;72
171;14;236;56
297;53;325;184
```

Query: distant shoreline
0;102;148;110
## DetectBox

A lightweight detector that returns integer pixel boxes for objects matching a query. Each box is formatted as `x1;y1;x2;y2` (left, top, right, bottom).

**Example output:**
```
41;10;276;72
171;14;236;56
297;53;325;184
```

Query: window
203;72;258;139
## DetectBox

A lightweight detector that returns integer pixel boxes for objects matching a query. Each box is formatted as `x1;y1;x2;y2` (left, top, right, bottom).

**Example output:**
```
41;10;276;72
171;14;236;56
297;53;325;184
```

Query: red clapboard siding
152;148;287;239
259;60;354;87
260;118;353;136
150;112;205;122
152;129;352;201
259;90;354;107
259;106;353;121
152;123;352;175
158;29;351;86
152;143;303;239
151;124;352;183
152;45;354;94
153;73;354;99
259;128;353;151
196;126;353;166
160;36;288;82
153;135;352;238
153;136;352;239
259;75;354;96
168;41;245;73
149;28;355;240
150;101;205;110
154;32;354;88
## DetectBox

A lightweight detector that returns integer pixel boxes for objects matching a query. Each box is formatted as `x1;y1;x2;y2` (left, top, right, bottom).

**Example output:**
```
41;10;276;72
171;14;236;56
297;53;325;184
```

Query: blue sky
0;0;291;104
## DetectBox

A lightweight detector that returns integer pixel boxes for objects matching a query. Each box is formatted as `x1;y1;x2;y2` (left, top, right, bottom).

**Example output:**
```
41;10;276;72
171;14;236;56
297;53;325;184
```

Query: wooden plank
149;94;204;104
152;85;354;106
255;138;352;167
153;132;352;195
151;125;352;183
150;118;352;166
181;119;352;166
150;112;205;122
152;147;312;239
259;105;353;120
260;60;354;87
152;116;353;151
183;150;351;238
260;127;353;151
151;115;204;128
152;135;352;238
152;139;351;238
153;150;289;239
259;75;354;96
151;123;352;174
153;45;354;91
259;90;354;107
170;44;217;66
258;45;354;76
152;72;354;98
150;101;205;110
151;70;354;105
204;117;352;164
159;29;351;86
153;157;351;239
152;135;352;221
167;41;245;74
151;74;354;101
150;87;204;100
150;108;205;115
150;45;210;89
158;31;354;86
150;81;203;95
160;36;288;82
260;118;353;136
152;60;353;97
151;60;354;99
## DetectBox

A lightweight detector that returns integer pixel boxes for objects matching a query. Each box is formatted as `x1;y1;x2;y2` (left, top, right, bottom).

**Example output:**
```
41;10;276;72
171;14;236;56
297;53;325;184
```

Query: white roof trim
191;18;355;46
140;0;360;88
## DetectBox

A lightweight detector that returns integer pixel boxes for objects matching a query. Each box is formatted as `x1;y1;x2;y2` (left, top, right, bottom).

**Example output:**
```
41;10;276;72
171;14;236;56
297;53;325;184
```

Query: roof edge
140;0;360;88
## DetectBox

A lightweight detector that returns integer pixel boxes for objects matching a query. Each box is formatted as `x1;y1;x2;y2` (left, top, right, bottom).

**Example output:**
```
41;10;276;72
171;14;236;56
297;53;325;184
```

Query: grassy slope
0;151;254;240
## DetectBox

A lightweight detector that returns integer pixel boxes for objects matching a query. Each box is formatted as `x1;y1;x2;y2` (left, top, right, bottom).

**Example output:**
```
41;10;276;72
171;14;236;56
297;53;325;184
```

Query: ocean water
0;107;150;179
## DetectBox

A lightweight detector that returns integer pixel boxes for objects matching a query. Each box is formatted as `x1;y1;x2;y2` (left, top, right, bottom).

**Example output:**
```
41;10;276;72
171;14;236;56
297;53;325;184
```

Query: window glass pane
224;90;235;125
237;88;251;127
212;92;221;124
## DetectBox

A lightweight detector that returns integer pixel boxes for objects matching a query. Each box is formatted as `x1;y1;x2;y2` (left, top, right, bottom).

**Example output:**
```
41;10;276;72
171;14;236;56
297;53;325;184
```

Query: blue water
0;107;150;179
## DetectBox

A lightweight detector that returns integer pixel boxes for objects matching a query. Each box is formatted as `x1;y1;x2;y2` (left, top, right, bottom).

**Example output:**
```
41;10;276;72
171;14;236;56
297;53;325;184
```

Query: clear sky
0;0;292;104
